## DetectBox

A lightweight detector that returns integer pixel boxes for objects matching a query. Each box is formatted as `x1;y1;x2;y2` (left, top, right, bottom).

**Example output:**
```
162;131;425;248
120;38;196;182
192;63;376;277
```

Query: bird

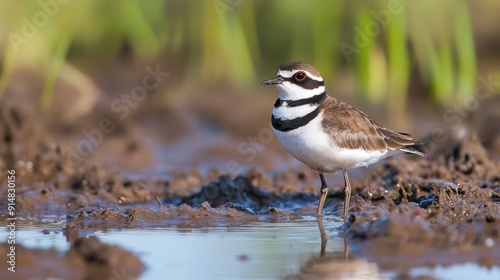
261;61;425;222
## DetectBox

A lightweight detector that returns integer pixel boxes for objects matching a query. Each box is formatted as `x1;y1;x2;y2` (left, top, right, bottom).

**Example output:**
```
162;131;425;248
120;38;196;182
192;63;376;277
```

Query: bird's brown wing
320;98;418;152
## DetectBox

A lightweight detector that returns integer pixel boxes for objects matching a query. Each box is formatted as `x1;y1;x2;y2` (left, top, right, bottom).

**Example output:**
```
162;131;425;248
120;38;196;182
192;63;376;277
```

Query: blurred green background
1;0;500;120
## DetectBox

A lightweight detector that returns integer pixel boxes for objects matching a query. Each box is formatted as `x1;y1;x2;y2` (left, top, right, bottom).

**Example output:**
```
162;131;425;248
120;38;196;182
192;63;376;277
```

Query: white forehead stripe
278;70;323;81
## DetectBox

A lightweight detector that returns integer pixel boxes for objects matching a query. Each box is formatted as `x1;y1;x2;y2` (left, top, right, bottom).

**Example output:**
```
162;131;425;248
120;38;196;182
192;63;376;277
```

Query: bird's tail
401;145;427;158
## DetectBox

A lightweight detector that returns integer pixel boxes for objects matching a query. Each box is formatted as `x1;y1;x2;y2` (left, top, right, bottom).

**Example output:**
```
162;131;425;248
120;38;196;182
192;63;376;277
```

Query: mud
65;204;302;233
1;86;500;278
182;175;318;213
347;135;500;248
0;236;142;280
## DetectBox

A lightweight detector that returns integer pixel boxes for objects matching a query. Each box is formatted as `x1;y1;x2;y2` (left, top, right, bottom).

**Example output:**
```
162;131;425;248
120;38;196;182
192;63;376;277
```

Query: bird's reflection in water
317;217;329;257
285;218;385;280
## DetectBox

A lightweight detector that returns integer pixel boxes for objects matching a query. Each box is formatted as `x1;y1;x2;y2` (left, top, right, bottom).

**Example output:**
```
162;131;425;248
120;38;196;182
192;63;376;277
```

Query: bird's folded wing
321;99;417;152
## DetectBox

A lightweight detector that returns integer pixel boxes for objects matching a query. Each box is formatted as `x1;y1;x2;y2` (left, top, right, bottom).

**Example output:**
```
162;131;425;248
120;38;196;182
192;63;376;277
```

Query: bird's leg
342;169;351;222
316;173;328;216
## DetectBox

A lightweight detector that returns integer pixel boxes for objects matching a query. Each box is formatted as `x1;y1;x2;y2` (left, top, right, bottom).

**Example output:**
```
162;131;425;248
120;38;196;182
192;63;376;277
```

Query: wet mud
182;175;318;213
0;236;143;280
347;135;500;247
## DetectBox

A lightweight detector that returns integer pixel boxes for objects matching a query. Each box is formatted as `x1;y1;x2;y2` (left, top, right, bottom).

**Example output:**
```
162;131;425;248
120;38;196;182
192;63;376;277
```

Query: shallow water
2;217;500;279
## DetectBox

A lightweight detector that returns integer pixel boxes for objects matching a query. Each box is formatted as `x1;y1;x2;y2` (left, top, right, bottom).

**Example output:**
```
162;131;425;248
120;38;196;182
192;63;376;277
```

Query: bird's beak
261;76;284;85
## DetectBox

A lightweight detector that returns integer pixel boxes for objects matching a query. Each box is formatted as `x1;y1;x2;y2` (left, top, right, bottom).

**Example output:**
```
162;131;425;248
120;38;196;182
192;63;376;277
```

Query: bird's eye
294;71;307;82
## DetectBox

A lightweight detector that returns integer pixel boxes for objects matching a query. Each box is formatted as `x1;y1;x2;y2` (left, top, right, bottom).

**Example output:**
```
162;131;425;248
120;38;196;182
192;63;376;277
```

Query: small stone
485;238;494;247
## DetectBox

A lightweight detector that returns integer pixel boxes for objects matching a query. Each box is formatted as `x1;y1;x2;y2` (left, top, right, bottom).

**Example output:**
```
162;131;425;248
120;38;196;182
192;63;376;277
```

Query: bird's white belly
273;114;388;173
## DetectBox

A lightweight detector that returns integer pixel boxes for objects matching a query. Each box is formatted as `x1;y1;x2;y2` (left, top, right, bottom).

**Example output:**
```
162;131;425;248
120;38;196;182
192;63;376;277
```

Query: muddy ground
1;85;500;279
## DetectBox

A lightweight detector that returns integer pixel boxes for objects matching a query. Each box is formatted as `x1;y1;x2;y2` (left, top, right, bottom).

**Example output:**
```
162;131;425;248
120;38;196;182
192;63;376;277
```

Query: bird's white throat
276;84;325;100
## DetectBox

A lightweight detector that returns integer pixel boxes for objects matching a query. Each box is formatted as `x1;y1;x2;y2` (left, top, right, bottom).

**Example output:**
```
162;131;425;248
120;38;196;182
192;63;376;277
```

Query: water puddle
409;264;500;279
95;219;344;279
2;218;500;279
2;218;344;279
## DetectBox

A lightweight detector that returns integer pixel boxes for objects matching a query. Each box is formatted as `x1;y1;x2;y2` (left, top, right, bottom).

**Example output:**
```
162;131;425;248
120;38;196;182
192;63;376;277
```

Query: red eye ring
294;71;307;82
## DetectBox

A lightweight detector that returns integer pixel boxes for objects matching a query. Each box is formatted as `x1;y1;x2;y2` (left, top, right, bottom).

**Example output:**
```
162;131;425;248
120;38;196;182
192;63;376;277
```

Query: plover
261;61;425;221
